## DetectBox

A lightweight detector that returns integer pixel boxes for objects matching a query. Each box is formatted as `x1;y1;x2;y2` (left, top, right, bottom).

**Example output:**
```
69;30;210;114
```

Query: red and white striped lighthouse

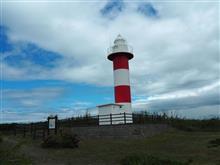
108;35;133;114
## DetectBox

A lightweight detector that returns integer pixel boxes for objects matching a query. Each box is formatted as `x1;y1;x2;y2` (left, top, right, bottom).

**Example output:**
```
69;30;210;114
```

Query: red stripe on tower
113;54;129;70
108;34;134;113
114;86;131;102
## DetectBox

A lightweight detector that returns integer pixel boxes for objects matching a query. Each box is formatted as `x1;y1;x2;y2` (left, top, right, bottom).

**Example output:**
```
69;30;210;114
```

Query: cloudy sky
1;0;219;123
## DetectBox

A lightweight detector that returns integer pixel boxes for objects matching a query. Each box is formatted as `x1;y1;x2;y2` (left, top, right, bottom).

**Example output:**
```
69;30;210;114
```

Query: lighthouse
108;35;133;114
97;35;133;125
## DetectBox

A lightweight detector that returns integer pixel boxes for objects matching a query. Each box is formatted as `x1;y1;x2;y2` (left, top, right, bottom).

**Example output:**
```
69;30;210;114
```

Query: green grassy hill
1;129;220;165
1;114;220;164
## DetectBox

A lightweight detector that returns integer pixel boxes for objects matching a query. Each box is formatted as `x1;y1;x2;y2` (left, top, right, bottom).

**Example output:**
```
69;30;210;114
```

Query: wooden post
124;112;126;124
47;117;50;136
23;126;26;137
55;115;58;135
33;125;36;140
131;113;135;124
97;115;99;125
14;124;17;136
42;128;45;140
110;113;112;125
30;123;33;135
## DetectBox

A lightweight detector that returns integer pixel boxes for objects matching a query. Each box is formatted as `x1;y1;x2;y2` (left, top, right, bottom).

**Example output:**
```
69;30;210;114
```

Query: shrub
120;154;191;165
61;133;79;148
42;135;61;148
208;138;220;148
42;133;79;149
0;134;2;143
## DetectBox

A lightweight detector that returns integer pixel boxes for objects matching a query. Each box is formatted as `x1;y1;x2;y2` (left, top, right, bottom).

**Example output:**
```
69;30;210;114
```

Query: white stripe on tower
114;69;130;86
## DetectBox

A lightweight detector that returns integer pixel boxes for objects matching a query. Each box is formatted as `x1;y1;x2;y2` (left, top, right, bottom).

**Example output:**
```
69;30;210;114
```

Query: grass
0;135;32;165
1;130;220;165
41;133;79;148
1;113;219;164
0;134;2;143
208;138;220;148
169;118;220;132
120;154;192;165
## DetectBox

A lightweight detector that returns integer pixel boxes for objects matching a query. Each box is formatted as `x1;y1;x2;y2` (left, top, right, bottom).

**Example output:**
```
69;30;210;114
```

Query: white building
98;103;133;125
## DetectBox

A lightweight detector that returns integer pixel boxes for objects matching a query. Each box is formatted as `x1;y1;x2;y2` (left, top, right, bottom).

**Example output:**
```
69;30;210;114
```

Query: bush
61;133;79;148
208;138;220;148
0;134;2;143
42;133;79;148
120;154;191;165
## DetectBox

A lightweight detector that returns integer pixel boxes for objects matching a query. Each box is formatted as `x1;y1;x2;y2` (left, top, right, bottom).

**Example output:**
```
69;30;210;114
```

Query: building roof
97;103;123;108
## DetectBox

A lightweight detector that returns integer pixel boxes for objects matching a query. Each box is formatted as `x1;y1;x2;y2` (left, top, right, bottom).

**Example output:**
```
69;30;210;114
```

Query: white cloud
3;87;66;108
1;1;220;118
132;81;220;118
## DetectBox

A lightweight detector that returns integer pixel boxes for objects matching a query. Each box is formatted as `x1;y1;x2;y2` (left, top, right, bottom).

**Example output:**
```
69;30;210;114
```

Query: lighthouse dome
114;34;127;45
112;34;130;53
107;34;133;60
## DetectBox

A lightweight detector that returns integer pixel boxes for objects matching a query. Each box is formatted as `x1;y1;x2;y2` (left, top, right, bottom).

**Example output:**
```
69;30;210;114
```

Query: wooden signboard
49;118;56;129
47;115;58;135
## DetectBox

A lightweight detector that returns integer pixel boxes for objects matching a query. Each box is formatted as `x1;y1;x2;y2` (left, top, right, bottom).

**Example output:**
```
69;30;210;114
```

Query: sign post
47;115;58;135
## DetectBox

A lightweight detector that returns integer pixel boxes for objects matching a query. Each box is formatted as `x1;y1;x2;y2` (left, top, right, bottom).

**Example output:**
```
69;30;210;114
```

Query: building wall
98;105;126;125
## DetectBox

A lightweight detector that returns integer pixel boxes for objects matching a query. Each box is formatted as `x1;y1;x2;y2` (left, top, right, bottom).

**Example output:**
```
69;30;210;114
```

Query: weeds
208;138;220;148
41;133;80;148
120;154;192;165
0;135;2;143
0;140;31;165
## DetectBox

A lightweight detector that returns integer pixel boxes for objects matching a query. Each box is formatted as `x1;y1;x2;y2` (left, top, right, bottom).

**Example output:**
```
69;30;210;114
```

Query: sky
0;0;220;123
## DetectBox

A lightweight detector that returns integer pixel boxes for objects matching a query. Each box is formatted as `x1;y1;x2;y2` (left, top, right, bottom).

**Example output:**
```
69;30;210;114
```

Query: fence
59;112;135;127
11;122;47;140
99;112;133;125
0;112;169;139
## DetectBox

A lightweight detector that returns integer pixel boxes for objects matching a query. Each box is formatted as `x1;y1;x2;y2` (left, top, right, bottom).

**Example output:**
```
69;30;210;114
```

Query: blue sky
1;0;219;123
1;24;114;122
